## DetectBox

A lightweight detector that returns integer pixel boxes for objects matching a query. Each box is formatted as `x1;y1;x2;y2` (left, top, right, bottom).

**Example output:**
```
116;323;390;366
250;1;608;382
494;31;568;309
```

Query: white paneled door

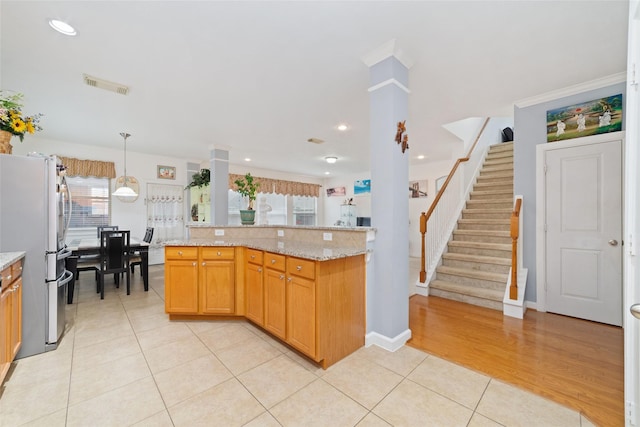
544;136;623;326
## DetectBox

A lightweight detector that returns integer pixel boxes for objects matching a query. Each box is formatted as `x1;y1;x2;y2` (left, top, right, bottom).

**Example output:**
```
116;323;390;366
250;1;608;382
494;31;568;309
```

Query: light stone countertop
164;238;367;261
0;252;25;271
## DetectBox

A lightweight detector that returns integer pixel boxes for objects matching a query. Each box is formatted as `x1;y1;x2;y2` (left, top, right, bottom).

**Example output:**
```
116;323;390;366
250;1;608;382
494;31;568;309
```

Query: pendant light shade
112;132;138;200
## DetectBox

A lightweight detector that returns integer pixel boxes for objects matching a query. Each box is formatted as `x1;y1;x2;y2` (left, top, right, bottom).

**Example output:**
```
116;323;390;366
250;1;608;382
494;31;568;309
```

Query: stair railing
509;196;523;300
419;117;491;284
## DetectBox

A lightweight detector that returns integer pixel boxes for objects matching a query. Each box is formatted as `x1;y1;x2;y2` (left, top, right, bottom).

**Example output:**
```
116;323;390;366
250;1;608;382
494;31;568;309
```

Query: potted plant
234;173;260;225
0;91;43;154
185;168;210;189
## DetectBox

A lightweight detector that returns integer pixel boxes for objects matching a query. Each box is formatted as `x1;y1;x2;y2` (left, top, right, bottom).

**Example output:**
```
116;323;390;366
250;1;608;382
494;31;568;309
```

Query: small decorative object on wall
354;179;371;195
326;186;346;197
157;165;176;180
394;120;409;153
409;180;428;198
546;94;623;142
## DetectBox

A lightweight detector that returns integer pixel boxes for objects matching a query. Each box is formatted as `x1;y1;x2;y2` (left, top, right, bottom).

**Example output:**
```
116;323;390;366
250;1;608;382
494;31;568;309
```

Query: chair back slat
97;225;119;238
100;230;130;274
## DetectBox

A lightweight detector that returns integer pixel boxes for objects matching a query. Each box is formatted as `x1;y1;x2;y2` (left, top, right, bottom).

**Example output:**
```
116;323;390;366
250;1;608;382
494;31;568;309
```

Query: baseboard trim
365;329;412;352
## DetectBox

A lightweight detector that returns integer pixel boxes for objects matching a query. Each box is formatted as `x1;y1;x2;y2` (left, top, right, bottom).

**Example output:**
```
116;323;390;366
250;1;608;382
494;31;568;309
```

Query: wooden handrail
509;197;522;300
419;118;490;283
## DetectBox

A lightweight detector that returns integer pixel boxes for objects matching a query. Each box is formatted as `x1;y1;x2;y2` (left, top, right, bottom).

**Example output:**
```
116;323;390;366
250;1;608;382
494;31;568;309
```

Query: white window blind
67;176;110;229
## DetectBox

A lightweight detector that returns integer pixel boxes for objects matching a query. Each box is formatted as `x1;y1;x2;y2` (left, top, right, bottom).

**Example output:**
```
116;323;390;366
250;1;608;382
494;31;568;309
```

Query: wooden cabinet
264;252;286;340
165;246;238;315
1;257;23;385
165;247;199;314
200;247;235;314
245;249;264;325
164;244;365;369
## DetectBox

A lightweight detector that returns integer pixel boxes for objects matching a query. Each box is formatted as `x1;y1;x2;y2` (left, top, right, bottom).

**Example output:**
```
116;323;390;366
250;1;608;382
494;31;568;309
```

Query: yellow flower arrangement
0;91;43;142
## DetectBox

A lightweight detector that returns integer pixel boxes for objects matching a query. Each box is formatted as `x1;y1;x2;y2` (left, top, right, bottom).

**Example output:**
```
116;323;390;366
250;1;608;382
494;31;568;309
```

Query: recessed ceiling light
325;156;338;164
244;158;251;162
337;123;349;131
49;19;77;36
325;171;331;175
417;155;425;160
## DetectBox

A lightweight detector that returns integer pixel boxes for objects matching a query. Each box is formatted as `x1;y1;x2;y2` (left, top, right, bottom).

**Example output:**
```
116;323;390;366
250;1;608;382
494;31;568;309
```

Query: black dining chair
97;225;118;237
75;225;120;280
130;227;154;275
97;230;131;299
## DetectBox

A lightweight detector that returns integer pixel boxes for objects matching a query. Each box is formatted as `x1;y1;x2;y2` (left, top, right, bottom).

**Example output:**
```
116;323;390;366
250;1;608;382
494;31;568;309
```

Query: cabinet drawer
287;257;315;280
1;266;11;288
265;253;286;272
201;247;235;260
246;248;263;265
166;246;199;260
12;260;23;280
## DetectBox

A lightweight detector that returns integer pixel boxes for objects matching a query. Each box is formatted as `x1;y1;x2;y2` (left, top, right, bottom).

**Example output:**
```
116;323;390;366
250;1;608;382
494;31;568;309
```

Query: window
228;191;316;226
67;176;110;229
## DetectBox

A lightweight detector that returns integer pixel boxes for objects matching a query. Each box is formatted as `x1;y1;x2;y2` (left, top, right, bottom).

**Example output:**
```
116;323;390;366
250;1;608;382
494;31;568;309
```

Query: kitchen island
165;225;372;368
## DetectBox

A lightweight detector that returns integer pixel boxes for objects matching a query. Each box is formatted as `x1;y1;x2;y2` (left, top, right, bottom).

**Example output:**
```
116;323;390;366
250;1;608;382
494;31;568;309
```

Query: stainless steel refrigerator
0;153;73;358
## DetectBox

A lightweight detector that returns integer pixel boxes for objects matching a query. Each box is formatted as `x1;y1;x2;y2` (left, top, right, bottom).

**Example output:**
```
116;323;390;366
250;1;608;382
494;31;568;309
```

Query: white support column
363;41;413;351
209;148;229;225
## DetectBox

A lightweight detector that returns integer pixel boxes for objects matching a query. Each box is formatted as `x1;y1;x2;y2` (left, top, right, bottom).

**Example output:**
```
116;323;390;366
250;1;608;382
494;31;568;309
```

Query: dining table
65;237;150;304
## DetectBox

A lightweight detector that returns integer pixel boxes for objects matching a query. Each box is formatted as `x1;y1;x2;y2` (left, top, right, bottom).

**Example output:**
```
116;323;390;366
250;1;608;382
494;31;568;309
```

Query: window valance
228;174;320;198
57;156;116;179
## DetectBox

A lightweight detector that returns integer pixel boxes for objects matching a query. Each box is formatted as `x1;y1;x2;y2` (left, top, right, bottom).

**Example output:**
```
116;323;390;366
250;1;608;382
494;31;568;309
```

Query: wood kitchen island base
165;245;366;369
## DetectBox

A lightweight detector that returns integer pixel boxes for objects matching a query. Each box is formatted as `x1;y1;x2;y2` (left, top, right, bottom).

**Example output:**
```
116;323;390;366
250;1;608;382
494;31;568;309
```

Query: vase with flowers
0;91;43;154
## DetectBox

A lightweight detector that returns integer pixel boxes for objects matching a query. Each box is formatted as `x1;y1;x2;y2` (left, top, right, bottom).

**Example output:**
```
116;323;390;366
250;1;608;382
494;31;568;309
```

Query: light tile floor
0;265;595;426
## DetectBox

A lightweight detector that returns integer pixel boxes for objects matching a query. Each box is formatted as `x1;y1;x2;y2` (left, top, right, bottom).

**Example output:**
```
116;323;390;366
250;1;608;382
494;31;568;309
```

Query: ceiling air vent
83;74;129;95
307;138;324;144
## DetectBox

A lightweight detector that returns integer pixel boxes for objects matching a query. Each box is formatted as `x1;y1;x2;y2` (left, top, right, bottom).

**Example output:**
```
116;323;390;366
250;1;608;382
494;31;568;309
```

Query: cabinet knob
296;266;302;271
287;277;292;282
258;268;262;273
250;255;255;259
217;251;222;256
202;262;206;266
178;251;183;256
279;274;285;280
271;259;276;264
6;274;11;281
192;262;197;267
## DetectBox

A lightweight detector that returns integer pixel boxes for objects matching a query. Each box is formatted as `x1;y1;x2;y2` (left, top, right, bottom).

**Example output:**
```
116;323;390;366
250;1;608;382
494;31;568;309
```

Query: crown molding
362;39;414;69
514;72;626;109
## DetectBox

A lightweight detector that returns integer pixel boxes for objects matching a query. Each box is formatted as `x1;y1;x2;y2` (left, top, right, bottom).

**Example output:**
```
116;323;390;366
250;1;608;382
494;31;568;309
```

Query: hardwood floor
408;295;624;427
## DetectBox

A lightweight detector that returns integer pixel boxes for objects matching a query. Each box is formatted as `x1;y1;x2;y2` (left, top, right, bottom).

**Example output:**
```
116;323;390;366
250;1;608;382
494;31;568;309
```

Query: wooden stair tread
458;218;510;224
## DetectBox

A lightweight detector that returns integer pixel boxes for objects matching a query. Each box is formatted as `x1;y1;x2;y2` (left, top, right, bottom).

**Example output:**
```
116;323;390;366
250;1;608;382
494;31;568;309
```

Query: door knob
631;304;640;320
608;239;618;246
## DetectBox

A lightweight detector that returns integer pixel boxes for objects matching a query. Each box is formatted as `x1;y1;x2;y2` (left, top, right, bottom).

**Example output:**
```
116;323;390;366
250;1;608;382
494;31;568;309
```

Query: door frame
535;131;624;314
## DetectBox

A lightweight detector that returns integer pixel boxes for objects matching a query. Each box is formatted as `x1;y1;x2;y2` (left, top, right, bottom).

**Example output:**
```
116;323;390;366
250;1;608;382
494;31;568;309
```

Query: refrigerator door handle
58;269;74;287
62;175;72;243
57;247;72;260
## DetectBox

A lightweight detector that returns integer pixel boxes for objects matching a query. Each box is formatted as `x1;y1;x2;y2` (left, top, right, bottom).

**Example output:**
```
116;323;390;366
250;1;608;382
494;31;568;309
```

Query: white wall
322;171;371;227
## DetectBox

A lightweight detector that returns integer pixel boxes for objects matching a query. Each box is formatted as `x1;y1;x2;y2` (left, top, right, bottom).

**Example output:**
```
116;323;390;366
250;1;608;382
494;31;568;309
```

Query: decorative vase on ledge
0;130;13;154
240;209;256;225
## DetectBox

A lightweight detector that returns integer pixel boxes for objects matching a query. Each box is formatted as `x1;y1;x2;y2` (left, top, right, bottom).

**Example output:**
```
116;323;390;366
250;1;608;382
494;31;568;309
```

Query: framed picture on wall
409;180;428;198
326;186;346;197
157;165;176;180
546;94;623;143
354;179;371;195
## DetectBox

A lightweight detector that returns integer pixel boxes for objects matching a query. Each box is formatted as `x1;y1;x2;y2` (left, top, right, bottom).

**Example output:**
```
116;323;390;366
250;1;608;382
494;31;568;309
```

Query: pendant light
112;132;138;199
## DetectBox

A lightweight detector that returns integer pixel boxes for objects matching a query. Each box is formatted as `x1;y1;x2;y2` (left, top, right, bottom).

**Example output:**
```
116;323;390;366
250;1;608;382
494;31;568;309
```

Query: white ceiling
0;1;629;178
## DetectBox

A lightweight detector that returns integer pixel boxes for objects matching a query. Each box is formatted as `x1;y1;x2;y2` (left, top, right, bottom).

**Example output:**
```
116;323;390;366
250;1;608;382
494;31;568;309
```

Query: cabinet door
165;260;199;314
0;288;10;383
245;262;263;325
264;268;286;340
287;275;316;358
200;260;235;314
9;277;22;359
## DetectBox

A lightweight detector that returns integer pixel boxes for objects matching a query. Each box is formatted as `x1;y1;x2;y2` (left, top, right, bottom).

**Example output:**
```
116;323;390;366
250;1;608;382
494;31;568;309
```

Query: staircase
429;141;514;310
